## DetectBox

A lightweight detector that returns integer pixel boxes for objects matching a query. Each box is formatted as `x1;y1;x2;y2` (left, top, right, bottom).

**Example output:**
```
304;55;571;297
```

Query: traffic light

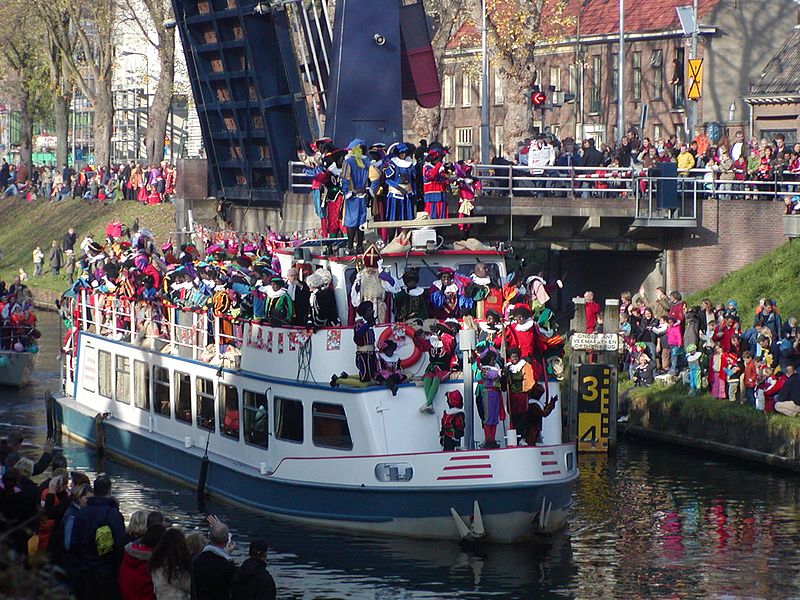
531;86;546;108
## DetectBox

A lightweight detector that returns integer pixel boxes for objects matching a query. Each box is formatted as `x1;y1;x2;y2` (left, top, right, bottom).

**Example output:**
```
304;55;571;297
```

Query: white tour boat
53;233;577;543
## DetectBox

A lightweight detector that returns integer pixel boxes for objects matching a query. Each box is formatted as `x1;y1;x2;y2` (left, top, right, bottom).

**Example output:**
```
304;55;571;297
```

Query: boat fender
378;324;423;369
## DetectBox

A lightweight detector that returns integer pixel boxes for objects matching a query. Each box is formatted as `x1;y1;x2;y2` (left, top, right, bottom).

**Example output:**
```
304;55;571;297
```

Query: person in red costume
505;305;548;381
422;148;451;219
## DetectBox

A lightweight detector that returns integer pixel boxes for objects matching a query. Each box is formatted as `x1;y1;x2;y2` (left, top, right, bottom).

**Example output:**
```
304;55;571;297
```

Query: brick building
745;26;800;144
440;0;797;158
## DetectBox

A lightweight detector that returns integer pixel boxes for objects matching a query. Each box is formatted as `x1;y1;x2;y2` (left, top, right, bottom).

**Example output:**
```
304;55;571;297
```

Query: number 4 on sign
687;58;703;101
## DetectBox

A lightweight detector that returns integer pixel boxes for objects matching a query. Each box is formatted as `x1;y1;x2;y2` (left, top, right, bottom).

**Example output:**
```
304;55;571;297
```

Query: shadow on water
5;312;800;598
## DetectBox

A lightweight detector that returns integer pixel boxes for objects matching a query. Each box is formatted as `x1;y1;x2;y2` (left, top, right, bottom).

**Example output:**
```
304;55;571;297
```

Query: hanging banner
687;58;703;101
577;364;613;452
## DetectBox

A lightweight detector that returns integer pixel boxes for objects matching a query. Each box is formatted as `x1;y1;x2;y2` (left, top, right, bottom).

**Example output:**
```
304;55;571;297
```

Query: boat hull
0;352;38;388
55;395;576;543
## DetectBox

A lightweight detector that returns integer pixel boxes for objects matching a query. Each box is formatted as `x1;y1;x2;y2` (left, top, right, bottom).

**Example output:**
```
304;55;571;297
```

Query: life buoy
378;323;423;370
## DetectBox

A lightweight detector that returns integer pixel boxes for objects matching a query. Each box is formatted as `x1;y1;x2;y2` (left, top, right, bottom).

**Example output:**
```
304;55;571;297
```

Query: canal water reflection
2;311;800;599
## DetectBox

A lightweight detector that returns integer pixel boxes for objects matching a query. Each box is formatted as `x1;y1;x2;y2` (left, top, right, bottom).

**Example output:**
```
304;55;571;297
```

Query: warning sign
687;58;703;101
577;364;613;452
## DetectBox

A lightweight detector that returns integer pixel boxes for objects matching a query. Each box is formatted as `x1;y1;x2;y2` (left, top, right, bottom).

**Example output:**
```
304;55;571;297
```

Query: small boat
0;324;40;388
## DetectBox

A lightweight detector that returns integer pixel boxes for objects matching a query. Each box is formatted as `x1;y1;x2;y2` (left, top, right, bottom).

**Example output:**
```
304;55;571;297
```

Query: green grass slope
0;198;175;301
686;240;800;318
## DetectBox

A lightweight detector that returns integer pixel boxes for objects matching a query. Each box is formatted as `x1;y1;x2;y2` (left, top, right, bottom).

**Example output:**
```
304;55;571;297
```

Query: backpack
95;524;114;556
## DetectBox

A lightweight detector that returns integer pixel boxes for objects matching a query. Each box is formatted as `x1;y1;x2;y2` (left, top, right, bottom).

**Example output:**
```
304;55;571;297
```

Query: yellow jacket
677;151;695;175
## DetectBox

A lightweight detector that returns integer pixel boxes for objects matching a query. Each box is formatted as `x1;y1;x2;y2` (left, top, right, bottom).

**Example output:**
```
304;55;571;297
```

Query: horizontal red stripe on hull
449;454;490;461
540;451;555;456
436;474;494;481
542;461;558;466
442;464;492;471
542;470;562;476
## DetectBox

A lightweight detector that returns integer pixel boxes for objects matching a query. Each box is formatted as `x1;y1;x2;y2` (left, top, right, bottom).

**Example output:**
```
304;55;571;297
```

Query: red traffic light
531;91;546;106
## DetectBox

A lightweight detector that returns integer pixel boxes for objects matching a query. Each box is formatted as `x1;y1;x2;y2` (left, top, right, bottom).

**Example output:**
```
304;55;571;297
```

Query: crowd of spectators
495;128;798;203
618;286;800;416
0;431;277;600
0;160;177;205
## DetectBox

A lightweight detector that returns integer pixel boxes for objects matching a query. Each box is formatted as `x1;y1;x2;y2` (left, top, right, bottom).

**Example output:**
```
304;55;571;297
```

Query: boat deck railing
74;291;245;361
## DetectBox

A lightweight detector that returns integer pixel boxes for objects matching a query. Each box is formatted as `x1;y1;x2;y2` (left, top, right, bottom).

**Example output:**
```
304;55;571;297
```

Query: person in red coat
505;305;547;381
118;524;166;600
583;291;601;333
713;316;740;353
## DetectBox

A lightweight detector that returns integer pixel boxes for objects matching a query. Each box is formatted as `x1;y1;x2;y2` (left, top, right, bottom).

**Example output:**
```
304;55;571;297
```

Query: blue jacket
71;495;126;572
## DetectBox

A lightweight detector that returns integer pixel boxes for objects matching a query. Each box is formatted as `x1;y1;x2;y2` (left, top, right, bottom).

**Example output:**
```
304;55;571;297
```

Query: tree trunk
53;92;70;168
145;29;175;165
503;71;533;152
92;80;114;168
18;91;33;174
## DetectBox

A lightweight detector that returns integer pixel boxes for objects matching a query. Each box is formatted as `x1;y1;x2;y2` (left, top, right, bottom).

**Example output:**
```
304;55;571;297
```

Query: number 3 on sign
582;376;598;401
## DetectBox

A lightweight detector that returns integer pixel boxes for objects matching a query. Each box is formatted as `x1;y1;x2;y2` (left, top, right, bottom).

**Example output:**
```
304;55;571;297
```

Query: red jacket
744;361;757;388
506;320;547;380
423;162;448;194
118;542;156;600
584;301;601;333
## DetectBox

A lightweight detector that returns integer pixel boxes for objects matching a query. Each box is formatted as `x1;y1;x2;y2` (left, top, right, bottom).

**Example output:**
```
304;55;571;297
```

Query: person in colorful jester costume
340;138;371;253
422;147;452;219
415;321;458;414
330;301;378;389
382;143;417;226
439;390;465;452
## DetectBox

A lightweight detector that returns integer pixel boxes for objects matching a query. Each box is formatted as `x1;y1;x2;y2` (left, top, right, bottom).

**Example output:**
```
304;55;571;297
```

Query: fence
289;161;800;222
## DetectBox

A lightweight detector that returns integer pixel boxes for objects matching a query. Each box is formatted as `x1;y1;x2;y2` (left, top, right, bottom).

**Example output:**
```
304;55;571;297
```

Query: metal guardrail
288;162;800;223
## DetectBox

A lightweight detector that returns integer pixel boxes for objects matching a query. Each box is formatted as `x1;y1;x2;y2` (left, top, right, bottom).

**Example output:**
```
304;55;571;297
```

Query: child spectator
633;353;655;387
666;316;683;375
743;351;757;407
686;344;703;396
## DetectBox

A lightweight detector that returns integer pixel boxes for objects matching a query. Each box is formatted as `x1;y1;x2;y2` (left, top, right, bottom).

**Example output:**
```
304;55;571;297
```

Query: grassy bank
0;197;175;302
626;383;800;458
686;240;800;317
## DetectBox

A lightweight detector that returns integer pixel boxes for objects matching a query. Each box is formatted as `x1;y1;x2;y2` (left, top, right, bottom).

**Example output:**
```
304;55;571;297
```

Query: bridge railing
288;162;799;222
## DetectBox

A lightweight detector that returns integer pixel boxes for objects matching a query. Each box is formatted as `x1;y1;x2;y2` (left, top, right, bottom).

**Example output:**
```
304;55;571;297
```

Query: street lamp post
479;0;490;163
121;50;150;161
616;0;625;142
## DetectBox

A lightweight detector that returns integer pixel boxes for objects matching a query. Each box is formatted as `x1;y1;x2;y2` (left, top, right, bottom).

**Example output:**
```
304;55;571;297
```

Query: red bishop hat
362;244;381;269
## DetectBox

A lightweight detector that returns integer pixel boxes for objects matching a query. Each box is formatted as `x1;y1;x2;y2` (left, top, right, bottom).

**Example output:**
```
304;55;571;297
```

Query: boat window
175;372;192;423
274;397;303;443
114;356;131;405
243;390;268;449
456;262;502;286
133;360;150;411
153;366;171;417
98;350;112;398
219;384;239;440
196;377;215;432
312;403;353;450
374;462;414;482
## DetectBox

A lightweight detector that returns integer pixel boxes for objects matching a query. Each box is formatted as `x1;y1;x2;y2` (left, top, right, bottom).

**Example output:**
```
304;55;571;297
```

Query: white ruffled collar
392;157;412;169
407;286;425;297
266;287;287;300
514;319;535;332
471;275;491;286
507;359;527;373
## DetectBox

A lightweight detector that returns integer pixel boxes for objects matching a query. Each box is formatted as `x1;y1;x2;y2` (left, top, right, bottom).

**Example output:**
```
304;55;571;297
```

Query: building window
675;124;686;142
590;56;601;113
219;384;240;440
243;390;268;448
440;128;449;149
654;124;662;143
651;49;663;100
494;68;504;105
312;403;353;450
611;54;619;102
196;377;215;432
461;71;471;107
274;397;303;443
568;64;578;95
443;74;455;108
672;48;685;109
494;125;504;159
549;66;561;92
134;360;150;411
154;366;171;417
115;356;131;405
632;52;642;102
456;127;473;162
98;351;112;399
